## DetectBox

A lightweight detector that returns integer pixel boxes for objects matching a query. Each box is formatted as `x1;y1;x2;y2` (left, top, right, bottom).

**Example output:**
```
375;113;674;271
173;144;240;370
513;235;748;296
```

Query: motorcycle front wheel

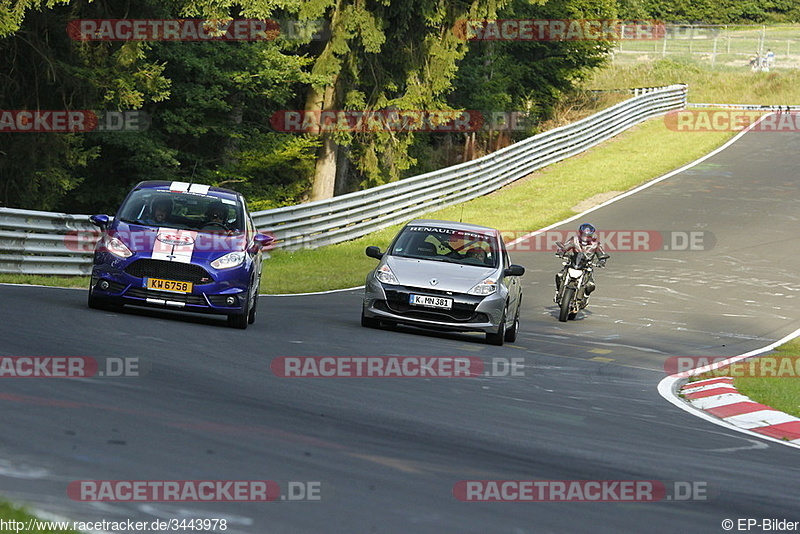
559;287;575;322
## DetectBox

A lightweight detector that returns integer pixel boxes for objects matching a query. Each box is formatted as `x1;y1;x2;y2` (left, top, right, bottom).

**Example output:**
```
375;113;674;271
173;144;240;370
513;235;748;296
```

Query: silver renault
361;219;525;345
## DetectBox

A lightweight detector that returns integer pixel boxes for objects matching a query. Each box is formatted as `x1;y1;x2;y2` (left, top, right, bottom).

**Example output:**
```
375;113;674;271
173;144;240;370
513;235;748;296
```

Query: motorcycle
553;242;609;322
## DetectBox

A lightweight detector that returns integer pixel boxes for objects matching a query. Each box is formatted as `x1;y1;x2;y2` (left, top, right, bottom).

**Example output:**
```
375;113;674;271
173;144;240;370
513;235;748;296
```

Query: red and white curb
680;377;800;445
658;327;800;450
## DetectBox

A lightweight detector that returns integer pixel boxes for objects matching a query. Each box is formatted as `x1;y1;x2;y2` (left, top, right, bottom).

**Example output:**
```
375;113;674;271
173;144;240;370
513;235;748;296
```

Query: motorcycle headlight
468;278;497;296
211;251;245;269
375;264;398;285
567;268;584;278
104;236;133;258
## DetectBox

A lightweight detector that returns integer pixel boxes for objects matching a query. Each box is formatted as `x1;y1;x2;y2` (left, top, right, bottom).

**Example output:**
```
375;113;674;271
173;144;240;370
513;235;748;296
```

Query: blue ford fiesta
87;181;272;329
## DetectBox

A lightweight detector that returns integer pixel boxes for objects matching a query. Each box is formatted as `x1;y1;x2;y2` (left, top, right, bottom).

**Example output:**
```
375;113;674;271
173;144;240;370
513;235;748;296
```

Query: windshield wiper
120;218;150;225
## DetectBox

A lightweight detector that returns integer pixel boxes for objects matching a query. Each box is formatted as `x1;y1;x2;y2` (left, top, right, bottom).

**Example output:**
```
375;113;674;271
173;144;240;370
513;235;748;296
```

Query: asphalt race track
0;126;798;533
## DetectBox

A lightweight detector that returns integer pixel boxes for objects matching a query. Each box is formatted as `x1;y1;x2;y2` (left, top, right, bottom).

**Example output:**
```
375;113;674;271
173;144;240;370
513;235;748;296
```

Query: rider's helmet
578;223;596;245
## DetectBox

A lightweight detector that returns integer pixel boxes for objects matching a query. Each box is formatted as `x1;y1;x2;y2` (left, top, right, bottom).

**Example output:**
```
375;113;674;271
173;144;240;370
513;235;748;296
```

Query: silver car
361;219;525;345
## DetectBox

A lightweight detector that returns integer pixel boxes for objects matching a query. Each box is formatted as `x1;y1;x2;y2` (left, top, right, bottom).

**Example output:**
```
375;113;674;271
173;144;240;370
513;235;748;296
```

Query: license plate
146;278;192;293
410;294;453;310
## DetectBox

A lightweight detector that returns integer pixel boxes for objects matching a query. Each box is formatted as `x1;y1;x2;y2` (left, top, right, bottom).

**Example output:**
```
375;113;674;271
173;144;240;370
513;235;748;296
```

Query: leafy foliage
1;0;795;213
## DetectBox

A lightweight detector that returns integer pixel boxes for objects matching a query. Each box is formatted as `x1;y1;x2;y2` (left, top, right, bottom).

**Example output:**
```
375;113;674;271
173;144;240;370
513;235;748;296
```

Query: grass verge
586;59;800;104
0;274;88;289
691;339;800;419
0;500;80;533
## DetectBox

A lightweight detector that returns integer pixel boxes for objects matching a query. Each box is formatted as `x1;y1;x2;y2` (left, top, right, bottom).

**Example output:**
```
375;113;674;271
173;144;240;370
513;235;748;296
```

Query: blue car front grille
124;259;212;284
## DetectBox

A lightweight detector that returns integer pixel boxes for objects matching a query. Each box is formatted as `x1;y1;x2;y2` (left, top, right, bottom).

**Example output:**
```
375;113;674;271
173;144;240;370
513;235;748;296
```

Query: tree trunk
333;143;353;196
308;84;338;201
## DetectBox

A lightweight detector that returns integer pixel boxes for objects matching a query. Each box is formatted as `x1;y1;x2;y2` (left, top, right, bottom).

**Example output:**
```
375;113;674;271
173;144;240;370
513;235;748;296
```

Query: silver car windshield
389;225;499;267
117;189;244;233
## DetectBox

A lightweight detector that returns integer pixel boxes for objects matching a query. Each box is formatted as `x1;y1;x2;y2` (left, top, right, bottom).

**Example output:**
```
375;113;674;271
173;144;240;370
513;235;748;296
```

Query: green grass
0;274;88;289
728;340;800;418
587;58;800;104
0;500;80;533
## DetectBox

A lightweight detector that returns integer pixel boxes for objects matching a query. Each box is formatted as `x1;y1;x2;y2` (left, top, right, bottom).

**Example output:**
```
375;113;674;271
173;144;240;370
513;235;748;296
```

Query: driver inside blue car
150;197;173;225
204;201;228;226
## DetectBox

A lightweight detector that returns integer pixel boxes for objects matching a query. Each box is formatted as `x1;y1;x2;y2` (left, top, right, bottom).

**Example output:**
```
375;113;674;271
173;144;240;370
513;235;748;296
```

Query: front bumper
363;280;505;334
90;255;251;315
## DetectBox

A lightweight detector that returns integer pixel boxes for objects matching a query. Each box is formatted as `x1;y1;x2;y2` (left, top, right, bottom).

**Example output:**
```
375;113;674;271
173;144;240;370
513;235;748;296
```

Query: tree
297;0;508;200
0;2;170;209
447;0;616;158
0;0;320;212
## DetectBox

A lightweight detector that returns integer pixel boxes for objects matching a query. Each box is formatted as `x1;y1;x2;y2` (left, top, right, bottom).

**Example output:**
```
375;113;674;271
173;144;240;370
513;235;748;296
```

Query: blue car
88;181;272;329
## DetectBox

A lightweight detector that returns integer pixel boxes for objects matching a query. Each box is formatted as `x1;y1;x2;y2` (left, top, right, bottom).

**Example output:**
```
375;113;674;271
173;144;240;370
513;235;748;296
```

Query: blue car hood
110;221;247;263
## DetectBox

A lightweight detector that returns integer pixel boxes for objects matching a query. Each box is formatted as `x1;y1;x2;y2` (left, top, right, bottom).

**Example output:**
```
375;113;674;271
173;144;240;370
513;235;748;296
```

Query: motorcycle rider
554;223;609;303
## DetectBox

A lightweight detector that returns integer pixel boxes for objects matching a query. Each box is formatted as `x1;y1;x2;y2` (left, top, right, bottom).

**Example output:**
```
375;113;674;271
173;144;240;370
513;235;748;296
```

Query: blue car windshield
389;225;499;267
117;189;244;233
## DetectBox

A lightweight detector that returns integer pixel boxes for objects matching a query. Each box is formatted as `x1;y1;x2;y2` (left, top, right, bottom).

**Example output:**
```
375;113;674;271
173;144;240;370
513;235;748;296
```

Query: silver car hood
384;255;496;293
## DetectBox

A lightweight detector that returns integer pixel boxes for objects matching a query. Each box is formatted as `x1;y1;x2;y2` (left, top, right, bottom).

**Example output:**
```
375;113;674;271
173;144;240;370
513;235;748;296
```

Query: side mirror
254;233;274;249
90;214;110;230
366;246;383;259
504;264;525;277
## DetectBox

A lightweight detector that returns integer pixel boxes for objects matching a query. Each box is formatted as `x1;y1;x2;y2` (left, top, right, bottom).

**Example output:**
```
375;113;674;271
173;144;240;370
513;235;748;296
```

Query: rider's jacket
558;236;608;262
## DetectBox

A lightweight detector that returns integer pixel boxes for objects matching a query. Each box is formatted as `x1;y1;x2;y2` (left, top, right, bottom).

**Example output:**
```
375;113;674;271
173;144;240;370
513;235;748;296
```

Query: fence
0;84;687;275
614;24;800;69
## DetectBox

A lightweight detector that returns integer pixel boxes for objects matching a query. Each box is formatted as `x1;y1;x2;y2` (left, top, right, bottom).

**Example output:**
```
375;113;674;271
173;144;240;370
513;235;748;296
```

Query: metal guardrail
0;84;687;275
0;208;97;275
253;84;687;249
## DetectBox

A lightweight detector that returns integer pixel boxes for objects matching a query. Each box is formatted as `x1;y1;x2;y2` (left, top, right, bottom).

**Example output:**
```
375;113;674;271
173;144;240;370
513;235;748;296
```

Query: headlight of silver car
468;277;497;296
375;264;399;284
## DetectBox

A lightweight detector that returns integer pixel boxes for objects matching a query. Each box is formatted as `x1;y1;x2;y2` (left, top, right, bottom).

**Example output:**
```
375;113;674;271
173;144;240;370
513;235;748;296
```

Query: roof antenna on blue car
188;160;199;185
